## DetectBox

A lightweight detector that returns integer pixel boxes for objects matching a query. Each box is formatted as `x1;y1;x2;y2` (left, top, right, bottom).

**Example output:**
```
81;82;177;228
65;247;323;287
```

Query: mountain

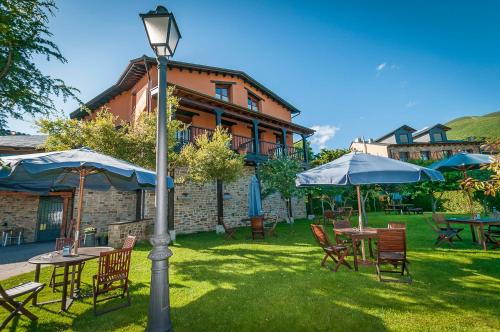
446;111;500;140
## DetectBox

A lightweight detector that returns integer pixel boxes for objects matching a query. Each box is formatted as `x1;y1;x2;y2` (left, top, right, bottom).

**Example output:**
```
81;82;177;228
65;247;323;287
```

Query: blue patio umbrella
430;152;493;214
296;152;443;228
248;175;263;217
0;148;173;252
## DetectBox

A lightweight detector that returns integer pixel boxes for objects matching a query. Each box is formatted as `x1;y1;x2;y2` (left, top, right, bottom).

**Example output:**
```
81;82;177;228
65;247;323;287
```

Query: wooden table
334;228;379;271
446;218;500;250
28;246;113;312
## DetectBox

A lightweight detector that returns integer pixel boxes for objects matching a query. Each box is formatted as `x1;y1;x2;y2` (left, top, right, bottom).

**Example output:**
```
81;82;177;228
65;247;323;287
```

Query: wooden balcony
175;126;306;162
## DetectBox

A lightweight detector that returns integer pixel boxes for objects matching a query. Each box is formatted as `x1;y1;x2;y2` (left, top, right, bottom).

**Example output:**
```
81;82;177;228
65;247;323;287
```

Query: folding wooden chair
250;217;265;240
0;282;45;330
221;221;237;240
484;225;500;249
310;224;351;272
121;235;137;249
375;229;411;283
426;219;459;247
49;238;85;293
92;248;132;316
388;222;406;229
432;213;463;240
264;215;279;237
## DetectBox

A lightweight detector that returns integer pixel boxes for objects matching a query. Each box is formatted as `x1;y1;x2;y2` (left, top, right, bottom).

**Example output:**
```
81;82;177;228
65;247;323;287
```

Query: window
420;151;430;161
432;132;443;142
399;134;409;144
215;84;230;102
247;93;259;112
398;152;409;161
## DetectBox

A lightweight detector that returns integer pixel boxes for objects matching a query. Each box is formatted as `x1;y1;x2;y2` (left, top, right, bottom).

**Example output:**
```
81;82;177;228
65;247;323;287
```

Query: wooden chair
2;228;23;247
310;224;351;272
375;229;411;283
0;282;45;330
426;219;459;247
432;213;463;240
264;215;278;237
388;222;406;229
250;217;265;240
92;248;132;316
221;222;237;240
484;225;500;249
122;235;137;249
49;238;85;292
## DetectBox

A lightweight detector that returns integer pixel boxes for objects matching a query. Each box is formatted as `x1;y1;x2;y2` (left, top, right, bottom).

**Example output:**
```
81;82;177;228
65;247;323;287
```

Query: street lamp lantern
140;4;180;332
140;5;181;57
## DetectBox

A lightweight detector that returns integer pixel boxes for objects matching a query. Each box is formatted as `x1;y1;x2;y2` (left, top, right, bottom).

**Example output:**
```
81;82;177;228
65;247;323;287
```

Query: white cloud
405;100;417;108
376;63;386;72
310;125;340;149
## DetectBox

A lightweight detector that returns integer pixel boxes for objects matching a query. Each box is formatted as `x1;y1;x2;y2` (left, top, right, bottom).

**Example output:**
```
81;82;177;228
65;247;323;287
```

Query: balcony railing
176;126;305;162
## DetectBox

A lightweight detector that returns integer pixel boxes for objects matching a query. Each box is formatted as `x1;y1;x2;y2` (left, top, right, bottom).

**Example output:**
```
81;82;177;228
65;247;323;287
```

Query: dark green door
37;196;63;242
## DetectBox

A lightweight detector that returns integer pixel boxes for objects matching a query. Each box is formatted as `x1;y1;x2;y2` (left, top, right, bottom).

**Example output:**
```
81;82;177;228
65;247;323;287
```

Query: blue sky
7;0;500;151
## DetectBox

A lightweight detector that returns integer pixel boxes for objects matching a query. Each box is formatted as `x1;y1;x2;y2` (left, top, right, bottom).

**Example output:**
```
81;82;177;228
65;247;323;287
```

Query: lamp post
140;5;181;332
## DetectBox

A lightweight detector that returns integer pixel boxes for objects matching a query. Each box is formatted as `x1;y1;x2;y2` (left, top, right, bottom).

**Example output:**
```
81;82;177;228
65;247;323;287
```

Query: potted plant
83;226;97;247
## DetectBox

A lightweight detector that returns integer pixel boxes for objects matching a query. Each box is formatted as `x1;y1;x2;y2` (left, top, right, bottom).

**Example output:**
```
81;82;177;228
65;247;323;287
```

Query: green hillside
446;111;500;140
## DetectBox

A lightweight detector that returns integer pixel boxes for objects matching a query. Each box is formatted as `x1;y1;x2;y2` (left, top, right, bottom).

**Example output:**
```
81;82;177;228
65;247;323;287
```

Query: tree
311;148;350;167
293;139;313;162
180;127;245;225
37;87;182;170
258;157;304;222
0;0;79;130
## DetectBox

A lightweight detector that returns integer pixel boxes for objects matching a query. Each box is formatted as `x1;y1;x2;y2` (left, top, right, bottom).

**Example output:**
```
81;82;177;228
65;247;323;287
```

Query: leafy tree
180;127;245;225
37;87;182;170
311;148;350;167
258;157;304;222
293;139;313;162
0;0;79;130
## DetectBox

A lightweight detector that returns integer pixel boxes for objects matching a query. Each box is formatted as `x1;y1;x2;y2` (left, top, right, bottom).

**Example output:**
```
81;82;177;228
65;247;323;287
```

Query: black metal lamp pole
140;6;181;332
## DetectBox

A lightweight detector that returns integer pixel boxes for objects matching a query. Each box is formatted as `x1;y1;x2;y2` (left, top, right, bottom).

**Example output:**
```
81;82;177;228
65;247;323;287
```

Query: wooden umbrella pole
73;170;86;255
356;185;367;261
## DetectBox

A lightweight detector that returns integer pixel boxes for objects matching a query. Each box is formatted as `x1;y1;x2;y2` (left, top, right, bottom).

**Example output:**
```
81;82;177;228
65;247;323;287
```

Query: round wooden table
334;228;379;271
28;246;113;312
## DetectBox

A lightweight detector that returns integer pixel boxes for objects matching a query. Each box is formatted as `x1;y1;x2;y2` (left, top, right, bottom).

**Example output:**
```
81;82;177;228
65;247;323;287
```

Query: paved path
0;242;53;280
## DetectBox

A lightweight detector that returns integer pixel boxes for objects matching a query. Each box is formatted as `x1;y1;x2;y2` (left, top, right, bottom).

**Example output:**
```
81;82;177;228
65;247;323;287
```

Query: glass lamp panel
168;18;180;55
144;16;170;45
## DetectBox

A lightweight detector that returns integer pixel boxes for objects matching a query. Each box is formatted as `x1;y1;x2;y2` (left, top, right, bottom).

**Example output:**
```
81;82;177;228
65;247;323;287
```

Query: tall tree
0;0;79;129
180;127;245;226
258;157;304;222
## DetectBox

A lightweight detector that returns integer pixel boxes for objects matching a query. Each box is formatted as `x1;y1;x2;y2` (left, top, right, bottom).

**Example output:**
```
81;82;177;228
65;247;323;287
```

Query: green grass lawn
1;213;499;331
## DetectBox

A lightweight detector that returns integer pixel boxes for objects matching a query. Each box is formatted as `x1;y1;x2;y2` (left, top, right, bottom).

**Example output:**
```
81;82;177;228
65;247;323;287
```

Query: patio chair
122;235;137;249
310;224;351;272
375;229;411;283
250;217;265;240
0;282;45;330
388;222;406;229
426;218;459;247
49;237;85;292
221;221;237;240
2;228;24;247
432;213;463;241
92;248;132;316
264;215;279;237
484;225;500;249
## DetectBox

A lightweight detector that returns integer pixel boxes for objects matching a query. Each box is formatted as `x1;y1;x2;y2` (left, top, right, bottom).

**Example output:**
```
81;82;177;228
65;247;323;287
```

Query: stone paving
0;242;53;280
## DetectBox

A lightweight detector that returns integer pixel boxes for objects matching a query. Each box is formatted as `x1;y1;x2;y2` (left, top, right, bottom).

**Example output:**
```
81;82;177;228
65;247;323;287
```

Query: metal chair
2;228;23;247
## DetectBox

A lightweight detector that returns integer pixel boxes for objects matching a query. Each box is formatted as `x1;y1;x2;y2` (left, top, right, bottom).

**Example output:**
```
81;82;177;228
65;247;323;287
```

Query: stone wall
73;188;137;234
0;195;40;242
108;218;153;248
389;142;481;160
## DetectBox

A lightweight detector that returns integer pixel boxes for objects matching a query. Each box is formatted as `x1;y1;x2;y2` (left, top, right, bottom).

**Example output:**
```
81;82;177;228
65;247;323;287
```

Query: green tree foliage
293;139;313;162
258;157;304;220
311;148;350;167
37;87;182;170
0;0;79;129
180;127;244;184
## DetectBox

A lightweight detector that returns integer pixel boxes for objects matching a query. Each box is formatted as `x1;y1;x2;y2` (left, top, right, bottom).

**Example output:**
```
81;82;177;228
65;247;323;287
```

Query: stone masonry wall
0;195;40;242
108;218;153;248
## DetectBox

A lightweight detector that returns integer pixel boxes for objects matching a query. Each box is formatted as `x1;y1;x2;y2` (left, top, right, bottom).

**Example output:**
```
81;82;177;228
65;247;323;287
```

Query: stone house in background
0;56;314;246
350;124;481;161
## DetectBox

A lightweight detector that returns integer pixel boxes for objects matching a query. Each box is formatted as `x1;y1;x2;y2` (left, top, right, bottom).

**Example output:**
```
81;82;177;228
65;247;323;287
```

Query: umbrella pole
73;171;86;255
356;185;367;261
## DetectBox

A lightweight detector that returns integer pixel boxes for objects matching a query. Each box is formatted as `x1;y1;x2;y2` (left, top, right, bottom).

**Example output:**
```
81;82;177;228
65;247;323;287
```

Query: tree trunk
217;180;223;225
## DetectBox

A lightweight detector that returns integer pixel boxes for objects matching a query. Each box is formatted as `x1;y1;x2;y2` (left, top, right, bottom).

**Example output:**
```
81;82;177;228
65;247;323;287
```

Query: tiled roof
0;135;47;149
